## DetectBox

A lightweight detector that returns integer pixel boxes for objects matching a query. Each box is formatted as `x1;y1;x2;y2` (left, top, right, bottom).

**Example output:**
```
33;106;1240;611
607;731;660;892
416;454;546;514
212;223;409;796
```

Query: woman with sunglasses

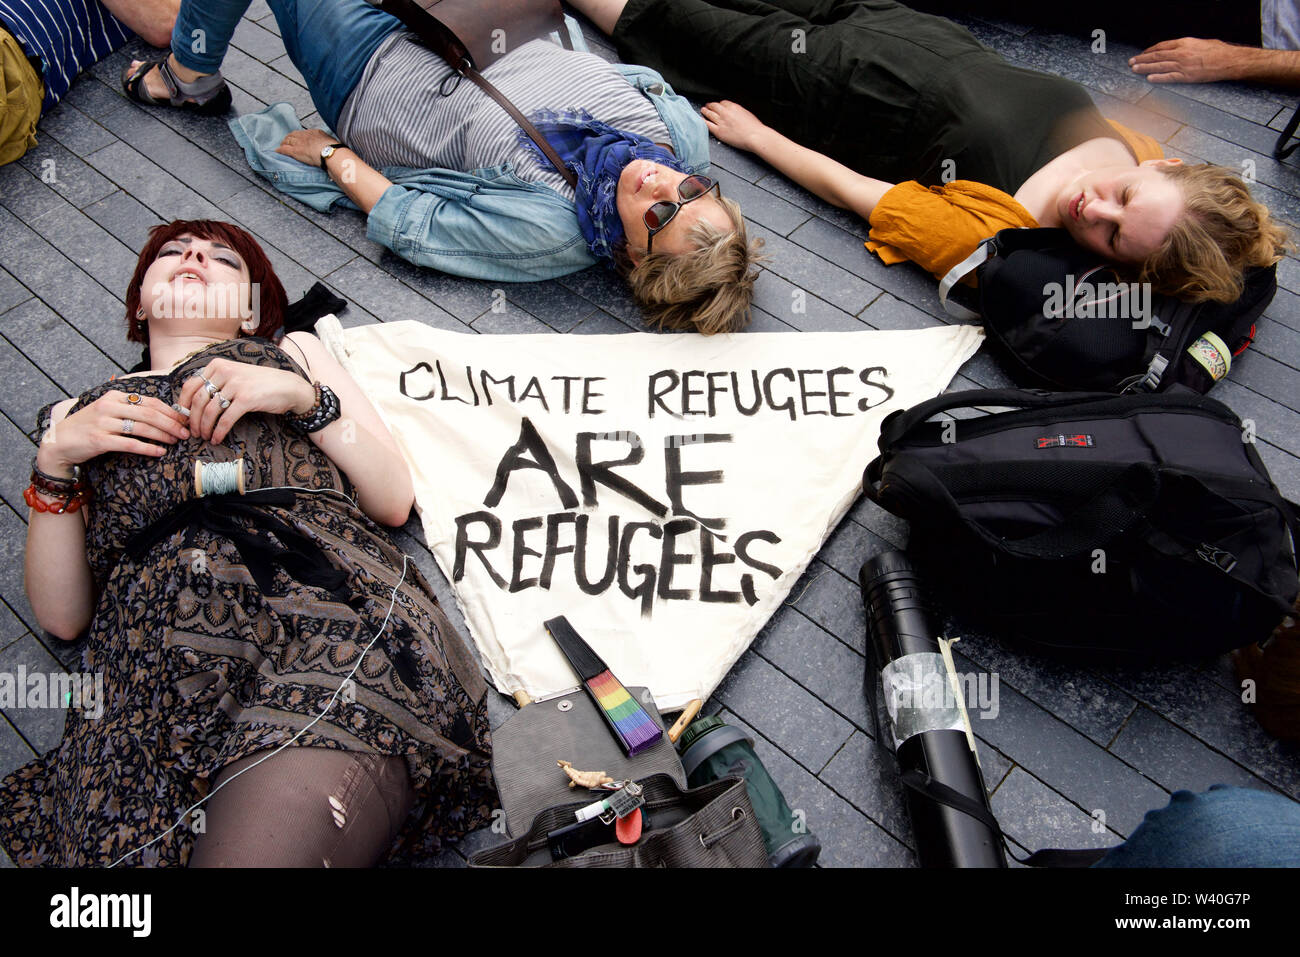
122;0;762;334
1;220;495;866
578;0;1286;304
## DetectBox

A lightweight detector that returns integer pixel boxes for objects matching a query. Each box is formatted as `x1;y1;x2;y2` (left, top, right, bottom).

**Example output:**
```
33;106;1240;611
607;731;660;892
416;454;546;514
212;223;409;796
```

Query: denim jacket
228;33;710;282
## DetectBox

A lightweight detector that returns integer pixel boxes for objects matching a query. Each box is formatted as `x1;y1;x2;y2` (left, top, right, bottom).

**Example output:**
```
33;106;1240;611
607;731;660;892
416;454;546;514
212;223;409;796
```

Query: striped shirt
335;34;670;200
0;0;131;114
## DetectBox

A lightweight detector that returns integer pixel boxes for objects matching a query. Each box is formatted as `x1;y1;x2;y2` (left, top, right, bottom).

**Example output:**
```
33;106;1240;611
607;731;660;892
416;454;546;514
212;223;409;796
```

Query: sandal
122;56;232;115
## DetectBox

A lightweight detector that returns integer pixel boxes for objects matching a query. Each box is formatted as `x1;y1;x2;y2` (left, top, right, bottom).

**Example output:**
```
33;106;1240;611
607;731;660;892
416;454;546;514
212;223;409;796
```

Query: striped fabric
0;0;131;114
336;34;670;199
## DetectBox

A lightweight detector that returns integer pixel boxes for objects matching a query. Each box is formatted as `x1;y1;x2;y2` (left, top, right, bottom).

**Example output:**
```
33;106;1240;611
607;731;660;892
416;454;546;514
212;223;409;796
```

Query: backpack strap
938;241;993;321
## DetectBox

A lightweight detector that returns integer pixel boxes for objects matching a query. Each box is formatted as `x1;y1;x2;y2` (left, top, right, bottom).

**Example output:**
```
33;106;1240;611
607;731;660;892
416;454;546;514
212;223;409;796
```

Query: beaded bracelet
285;382;341;434
24;483;88;514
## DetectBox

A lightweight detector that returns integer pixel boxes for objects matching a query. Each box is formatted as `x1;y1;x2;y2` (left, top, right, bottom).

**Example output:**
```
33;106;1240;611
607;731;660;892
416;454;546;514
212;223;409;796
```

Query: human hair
125;220;288;343
1139;164;1291;304
615;196;763;334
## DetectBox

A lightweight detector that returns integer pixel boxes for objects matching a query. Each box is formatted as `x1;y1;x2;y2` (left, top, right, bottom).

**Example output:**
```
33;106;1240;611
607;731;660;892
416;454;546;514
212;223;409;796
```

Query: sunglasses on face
644;175;722;256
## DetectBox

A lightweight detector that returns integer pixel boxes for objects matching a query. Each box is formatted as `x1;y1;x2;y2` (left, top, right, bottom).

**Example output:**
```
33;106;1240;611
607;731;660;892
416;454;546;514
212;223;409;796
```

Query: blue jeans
170;0;401;129
1095;785;1300;868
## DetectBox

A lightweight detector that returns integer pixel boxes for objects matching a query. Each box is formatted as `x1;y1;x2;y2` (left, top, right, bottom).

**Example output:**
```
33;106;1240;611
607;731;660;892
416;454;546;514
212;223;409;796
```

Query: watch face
322;147;335;160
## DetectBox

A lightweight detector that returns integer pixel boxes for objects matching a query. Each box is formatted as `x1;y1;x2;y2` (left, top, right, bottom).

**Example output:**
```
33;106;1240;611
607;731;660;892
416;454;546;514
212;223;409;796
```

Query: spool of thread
194;458;246;497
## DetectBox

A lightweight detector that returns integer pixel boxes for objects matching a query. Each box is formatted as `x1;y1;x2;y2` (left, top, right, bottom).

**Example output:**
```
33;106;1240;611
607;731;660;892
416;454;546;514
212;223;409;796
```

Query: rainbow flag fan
543;616;664;756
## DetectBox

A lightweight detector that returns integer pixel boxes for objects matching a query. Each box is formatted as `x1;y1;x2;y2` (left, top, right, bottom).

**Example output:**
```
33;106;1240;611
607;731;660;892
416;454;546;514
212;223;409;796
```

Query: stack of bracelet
25;458;90;514
286;381;341;434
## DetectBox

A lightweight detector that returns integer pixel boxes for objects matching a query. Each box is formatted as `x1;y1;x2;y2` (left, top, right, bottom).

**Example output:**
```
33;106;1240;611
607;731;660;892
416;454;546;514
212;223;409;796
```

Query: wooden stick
667;698;703;743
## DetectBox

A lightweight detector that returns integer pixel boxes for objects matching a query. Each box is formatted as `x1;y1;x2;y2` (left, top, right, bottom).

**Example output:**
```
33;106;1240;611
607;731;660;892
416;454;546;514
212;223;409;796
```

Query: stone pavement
1;5;1298;868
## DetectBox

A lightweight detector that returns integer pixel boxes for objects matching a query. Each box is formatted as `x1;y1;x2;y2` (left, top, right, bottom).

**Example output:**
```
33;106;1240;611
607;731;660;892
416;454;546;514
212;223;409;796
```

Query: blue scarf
517;109;687;261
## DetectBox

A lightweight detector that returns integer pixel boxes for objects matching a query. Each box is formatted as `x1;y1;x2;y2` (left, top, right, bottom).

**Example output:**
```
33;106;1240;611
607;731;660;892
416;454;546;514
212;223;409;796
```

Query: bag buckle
1195;542;1238;574
1136;353;1169;392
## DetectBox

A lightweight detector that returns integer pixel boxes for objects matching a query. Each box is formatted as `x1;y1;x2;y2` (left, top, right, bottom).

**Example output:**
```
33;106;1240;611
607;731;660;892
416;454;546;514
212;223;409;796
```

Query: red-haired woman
0;220;494;867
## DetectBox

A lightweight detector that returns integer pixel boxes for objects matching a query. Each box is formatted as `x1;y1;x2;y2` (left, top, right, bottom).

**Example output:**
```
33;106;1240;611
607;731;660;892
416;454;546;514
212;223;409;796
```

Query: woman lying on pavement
122;0;763;333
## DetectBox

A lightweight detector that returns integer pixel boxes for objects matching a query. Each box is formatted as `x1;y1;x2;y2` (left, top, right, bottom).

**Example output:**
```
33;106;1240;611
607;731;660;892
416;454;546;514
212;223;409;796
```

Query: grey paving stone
0;268;27;315
1230;350;1300;411
1138;86;1282;158
751;171;865;236
713;649;855;774
949;629;1138;747
470;304;556;335
570;309;638;334
0;601;22;652
1170;125;1300;197
705;138;770;184
1084;88;1182;144
952;651;1167;837
82;190;165;252
17;139;116;210
499;280;601;333
0;635;69;753
1110;706;1278;796
1212;381;1300;459
751;269;864;332
991;769;1122;855
35;101;118;157
0;337;65;435
84;141;226;223
845;497;908;549
786;559;867;655
1254;318;1300;371
744;305;797;332
815;513;895;585
720;709;916;866
0;848;11;868
754;222;880;316
224;47;316;119
1266;286;1300;334
0;714;36;779
0;414;35;517
752;603;870;731
1278;257;1300;296
1103;659;1300;797
712;167;810;238
0;504;36;635
267;55;308;92
28;202;139;294
60;73;132;121
0;299;121;395
232;15;288;64
859;291;946;331
816;730;912;847
0;162;67;222
557;265;642;324
94;106;252;205
324;258;464;331
219;185;354;274
1254;442;1300;503
0;209;137;371
381;258;499;323
295;204;388;264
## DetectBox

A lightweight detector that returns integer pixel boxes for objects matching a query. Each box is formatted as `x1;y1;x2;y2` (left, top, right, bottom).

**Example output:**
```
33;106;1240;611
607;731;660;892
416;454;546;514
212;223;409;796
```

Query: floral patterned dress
0;338;495;866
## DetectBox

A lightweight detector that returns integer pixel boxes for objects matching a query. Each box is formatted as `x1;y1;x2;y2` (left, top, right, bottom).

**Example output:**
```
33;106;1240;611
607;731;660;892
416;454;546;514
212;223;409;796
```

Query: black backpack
864;388;1300;661
939;228;1277;394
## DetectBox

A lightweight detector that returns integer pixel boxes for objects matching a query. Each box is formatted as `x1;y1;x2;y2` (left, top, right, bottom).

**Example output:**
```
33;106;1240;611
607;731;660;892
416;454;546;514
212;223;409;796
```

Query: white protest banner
319;318;982;710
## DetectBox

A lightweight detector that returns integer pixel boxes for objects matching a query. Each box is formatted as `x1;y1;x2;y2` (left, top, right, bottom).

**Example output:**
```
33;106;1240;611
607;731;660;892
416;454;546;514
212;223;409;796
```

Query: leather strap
462;69;577;189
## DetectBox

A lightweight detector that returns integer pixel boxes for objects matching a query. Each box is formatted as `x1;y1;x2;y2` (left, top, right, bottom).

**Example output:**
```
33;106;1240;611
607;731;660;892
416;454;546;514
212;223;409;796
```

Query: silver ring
219;396;231;409
205;380;219;397
122;418;134;434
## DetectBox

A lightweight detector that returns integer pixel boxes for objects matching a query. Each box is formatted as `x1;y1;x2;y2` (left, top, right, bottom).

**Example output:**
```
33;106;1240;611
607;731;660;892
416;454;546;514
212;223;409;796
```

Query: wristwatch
319;142;347;172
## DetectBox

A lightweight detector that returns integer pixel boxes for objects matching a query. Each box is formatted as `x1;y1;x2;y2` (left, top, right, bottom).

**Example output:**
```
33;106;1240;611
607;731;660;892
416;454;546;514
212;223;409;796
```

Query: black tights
188;746;415;867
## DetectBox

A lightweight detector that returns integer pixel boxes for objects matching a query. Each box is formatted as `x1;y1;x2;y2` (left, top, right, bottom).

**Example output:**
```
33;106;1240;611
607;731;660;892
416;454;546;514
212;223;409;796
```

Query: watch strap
319;142;347;172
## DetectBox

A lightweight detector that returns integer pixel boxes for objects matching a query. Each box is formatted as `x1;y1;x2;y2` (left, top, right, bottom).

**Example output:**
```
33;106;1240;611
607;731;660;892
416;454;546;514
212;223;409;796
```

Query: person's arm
177;337;415;527
26;394;189;639
1130;39;1300;85
701;100;893;220
276;129;392;214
